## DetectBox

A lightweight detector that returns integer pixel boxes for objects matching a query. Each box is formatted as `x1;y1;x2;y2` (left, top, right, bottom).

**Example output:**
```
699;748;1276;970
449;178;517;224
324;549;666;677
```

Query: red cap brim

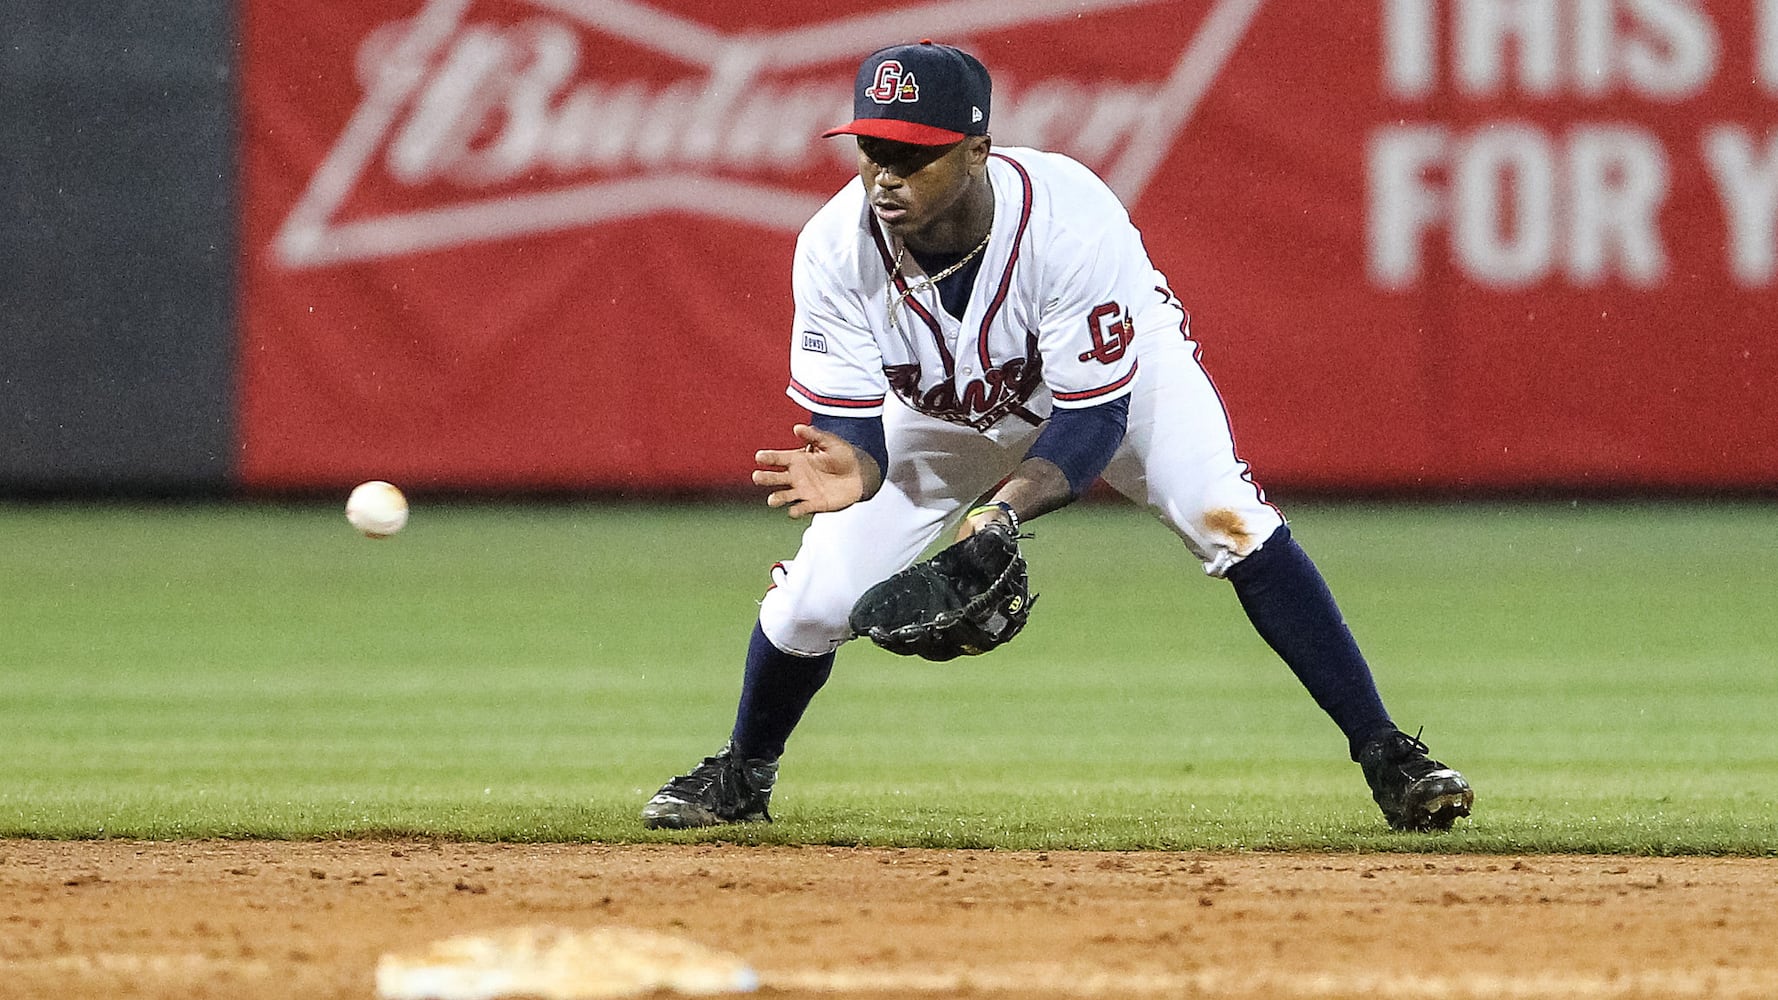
820;119;967;146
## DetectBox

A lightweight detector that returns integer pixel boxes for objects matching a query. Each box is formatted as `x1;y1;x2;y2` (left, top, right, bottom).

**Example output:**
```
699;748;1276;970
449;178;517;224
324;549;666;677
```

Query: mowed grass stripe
1;500;1774;852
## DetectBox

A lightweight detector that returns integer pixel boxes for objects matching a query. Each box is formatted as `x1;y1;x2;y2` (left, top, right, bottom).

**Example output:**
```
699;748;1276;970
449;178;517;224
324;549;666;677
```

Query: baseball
346;480;408;537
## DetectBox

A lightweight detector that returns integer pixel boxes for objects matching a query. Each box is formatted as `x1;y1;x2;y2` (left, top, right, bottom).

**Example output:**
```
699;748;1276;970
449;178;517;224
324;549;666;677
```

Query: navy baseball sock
729;622;835;761
1225;525;1396;760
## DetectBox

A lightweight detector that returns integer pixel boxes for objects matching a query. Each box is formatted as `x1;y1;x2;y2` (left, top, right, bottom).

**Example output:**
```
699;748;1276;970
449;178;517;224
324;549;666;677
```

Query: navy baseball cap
822;40;991;146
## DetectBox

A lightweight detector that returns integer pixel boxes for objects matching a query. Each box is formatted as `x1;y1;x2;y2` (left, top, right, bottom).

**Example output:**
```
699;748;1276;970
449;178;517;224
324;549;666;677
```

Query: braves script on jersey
788;147;1145;432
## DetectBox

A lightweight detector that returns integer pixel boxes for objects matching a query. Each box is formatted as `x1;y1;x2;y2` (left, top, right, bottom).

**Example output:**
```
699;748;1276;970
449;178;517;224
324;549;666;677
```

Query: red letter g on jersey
1079;302;1132;364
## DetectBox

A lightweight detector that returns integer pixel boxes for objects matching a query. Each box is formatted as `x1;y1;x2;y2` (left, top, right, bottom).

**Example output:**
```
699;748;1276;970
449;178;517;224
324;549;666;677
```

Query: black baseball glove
848;521;1036;661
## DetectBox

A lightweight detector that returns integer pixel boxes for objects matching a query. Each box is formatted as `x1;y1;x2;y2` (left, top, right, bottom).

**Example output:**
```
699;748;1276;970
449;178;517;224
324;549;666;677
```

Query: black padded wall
1;0;235;493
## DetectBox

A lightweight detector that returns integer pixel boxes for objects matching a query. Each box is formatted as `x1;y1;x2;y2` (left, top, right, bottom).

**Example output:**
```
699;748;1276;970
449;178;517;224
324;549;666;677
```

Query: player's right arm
752;421;882;517
756;203;891;518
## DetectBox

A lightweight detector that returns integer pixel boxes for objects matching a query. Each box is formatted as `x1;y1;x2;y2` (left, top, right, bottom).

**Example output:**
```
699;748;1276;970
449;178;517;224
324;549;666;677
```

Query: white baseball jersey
787;146;1150;432
759;145;1283;656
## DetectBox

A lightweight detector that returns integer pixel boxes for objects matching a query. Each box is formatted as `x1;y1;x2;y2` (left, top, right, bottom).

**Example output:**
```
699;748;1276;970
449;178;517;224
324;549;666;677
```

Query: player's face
856;136;989;247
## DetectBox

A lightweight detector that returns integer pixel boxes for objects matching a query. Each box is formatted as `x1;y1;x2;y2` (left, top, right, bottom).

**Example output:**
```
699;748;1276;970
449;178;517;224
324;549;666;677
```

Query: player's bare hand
753;424;867;518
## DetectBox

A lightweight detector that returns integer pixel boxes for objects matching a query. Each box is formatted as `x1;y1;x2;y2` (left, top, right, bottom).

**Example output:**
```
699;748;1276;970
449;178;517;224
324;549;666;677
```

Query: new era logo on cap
822;40;991;146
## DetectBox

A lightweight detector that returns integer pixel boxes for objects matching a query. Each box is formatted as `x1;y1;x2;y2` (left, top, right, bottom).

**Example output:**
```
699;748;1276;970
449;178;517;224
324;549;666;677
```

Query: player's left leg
1099;287;1472;831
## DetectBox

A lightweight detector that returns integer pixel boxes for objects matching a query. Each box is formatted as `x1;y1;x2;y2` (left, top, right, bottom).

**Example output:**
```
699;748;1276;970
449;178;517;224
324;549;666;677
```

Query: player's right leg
641;401;1028;830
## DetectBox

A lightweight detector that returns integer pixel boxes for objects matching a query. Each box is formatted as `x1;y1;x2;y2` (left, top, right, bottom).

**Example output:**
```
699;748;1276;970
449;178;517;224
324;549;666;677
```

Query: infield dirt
1;840;1774;999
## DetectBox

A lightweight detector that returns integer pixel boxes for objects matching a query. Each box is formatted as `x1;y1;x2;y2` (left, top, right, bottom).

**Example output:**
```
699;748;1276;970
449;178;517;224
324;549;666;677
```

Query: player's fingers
765;488;799;509
752;469;792;488
793;424;846;452
754;448;797;467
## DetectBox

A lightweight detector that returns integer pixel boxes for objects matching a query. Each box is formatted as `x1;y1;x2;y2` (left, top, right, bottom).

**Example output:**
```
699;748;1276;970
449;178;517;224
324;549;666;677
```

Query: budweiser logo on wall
275;0;1262;269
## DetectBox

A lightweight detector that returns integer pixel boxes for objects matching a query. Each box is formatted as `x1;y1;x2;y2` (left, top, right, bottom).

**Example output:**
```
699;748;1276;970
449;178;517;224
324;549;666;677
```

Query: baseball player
643;41;1473;832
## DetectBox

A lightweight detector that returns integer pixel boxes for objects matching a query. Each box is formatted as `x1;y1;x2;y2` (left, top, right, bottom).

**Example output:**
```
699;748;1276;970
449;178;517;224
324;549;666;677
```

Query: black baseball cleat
641;743;779;830
1358;729;1474;832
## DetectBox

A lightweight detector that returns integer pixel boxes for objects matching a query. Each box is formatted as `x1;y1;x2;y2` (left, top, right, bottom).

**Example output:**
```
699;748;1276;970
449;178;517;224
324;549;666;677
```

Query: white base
375;925;757;1000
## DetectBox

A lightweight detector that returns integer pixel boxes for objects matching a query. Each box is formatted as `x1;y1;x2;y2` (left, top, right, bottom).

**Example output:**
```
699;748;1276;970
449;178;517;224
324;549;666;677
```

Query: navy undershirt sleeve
1026;395;1130;496
808;412;888;482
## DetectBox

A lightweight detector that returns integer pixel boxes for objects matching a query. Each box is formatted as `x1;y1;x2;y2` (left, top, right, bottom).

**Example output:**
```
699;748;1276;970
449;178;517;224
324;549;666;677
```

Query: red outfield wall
239;0;1778;493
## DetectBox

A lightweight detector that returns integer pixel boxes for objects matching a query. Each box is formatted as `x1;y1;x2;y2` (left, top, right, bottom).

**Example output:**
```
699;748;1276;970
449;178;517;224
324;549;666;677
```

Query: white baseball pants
759;293;1285;657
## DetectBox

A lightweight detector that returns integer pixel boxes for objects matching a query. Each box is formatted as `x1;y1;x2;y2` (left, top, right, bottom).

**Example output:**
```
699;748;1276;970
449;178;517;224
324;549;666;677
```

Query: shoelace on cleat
1385;728;1449;780
663;755;736;796
663;751;773;802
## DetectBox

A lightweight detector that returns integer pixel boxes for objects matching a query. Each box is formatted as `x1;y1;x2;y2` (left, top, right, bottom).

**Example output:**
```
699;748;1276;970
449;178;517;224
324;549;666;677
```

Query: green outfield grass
2;499;1775;853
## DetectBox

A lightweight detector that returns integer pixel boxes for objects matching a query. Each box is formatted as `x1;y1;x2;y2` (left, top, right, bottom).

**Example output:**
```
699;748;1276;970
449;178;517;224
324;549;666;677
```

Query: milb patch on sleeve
801;332;828;354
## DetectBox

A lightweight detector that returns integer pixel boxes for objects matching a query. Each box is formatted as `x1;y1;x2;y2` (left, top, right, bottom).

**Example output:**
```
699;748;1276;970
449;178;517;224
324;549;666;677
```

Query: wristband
965;500;1020;535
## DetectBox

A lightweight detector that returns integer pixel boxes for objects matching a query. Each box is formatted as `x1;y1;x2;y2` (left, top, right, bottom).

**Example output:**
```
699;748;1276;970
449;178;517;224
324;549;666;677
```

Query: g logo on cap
822;41;992;147
868;61;920;105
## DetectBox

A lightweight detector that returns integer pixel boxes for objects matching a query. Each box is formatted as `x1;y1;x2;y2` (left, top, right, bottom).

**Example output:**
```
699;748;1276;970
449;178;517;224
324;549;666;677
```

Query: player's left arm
961;220;1145;539
957;398;1128;538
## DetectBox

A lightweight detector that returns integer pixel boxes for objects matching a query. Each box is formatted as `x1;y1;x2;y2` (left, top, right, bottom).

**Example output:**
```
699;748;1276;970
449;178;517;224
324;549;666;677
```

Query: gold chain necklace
885;227;993;338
